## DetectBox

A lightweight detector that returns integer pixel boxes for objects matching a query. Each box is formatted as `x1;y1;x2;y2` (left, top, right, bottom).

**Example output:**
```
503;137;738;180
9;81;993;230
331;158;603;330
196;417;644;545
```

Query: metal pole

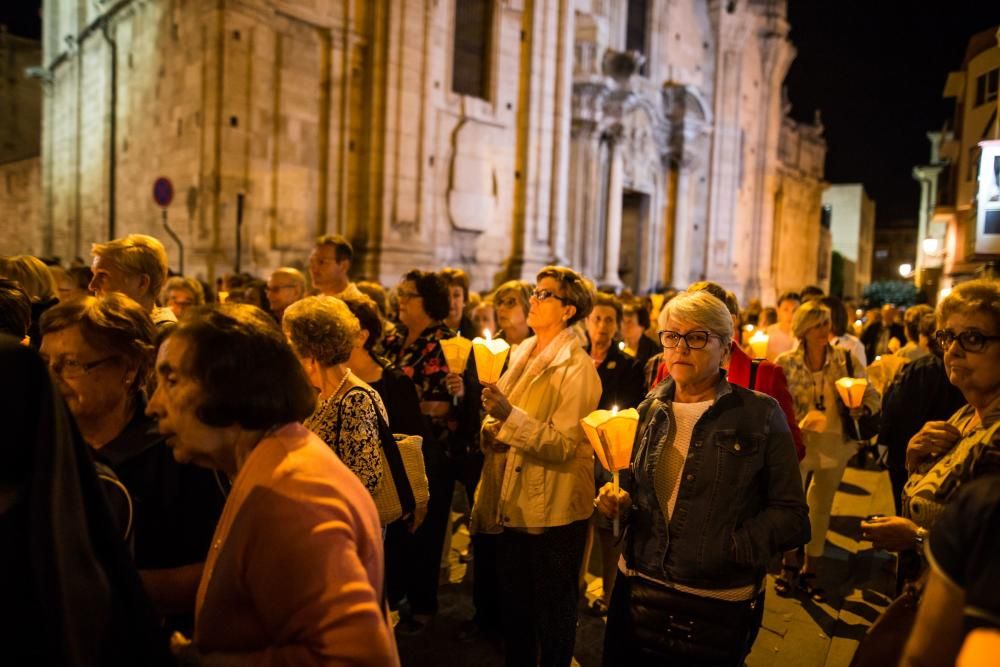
162;209;185;275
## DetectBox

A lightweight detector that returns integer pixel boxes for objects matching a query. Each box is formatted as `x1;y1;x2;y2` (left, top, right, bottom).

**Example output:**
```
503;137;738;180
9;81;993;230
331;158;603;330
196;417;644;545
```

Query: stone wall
0;157;42;256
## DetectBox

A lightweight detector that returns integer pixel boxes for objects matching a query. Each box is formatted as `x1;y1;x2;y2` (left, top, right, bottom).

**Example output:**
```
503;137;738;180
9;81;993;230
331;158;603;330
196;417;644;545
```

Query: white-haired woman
283;296;385;496
597;290;809;666
774;300;879;601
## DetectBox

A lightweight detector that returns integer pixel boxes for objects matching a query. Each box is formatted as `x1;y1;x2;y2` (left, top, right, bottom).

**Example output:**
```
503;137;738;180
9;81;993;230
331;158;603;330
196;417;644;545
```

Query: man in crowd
766;291;801;361
89;234;177;328
266;267;307;322
308;234;363;300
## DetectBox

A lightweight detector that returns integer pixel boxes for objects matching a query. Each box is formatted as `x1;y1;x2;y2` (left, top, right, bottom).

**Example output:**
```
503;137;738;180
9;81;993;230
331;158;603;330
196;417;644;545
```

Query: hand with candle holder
583;406;639;537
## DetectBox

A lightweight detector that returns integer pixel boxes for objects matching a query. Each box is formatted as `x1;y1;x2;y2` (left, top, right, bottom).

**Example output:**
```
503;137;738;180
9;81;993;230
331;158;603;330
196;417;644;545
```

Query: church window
452;0;493;100
626;0;649;76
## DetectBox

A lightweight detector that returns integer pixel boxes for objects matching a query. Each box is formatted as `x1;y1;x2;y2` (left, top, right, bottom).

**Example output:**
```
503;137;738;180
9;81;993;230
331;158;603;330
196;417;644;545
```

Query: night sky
3;2;999;227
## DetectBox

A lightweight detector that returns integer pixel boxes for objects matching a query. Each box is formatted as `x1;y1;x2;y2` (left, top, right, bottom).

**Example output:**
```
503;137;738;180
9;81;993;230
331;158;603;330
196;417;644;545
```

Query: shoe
774;565;798;597
796;572;827;603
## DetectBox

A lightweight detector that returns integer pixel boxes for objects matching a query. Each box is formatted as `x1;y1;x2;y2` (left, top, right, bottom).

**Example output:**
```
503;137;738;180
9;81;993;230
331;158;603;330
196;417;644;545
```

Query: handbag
335;386;430;528
840;352;880;441
849;578;924;667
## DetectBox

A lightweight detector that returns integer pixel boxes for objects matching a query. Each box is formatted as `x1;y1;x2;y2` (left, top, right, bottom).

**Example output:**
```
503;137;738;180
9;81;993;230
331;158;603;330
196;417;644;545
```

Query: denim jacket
622;372;810;590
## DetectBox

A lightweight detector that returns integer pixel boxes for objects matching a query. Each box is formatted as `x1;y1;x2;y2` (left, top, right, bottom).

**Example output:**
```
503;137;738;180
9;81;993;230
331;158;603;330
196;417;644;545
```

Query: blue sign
153;177;174;207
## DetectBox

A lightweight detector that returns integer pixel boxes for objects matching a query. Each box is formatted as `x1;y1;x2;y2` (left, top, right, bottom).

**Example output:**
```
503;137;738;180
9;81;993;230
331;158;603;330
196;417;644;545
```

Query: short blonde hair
536;266;593;325
659;290;733;342
91;234;169;297
282;296;360;367
938;279;1000;332
792;300;831;339
0;255;58;302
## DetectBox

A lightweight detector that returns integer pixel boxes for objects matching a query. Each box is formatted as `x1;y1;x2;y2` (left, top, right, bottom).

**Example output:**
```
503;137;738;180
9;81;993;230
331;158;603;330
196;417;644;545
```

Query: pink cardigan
194;423;398;666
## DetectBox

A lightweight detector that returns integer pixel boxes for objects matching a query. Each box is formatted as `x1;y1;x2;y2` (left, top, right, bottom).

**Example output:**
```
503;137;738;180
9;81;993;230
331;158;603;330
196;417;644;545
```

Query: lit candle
472;329;511;385
581;406;639;536
749;329;769;359
440;335;473;405
835;376;868;440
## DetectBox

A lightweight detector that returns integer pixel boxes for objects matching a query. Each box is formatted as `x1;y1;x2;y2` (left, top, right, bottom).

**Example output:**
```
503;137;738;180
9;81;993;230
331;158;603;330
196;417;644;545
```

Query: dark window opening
975;68;998;107
452;0;492;100
626;0;649;76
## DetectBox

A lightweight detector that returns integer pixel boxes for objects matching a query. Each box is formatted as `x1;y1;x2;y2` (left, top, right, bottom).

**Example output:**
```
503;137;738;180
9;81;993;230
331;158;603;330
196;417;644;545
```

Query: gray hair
937;279;1000;333
282;296;360;366
658;290;733;342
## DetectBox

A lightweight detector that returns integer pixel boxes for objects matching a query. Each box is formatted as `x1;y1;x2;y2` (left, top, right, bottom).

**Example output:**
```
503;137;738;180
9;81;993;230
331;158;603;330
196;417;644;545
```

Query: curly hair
282;296;360;366
938;279;1000;333
403;269;450;321
163;303;316;429
39;294;156;397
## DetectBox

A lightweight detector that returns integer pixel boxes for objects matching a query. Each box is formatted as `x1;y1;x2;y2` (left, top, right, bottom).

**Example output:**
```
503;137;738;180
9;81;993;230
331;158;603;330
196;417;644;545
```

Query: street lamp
922;237;940;255
899;263;913;278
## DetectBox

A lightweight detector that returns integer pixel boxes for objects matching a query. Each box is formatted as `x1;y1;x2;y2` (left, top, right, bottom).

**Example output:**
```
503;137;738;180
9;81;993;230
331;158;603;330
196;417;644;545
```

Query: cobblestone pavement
396;463;896;667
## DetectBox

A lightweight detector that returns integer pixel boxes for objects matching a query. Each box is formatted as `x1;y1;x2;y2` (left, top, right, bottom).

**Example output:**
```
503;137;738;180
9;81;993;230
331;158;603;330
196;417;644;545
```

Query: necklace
810;371;826;411
331;368;352;401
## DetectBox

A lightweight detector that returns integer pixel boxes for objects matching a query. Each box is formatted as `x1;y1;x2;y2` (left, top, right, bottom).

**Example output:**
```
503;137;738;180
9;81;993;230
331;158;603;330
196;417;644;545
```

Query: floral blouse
304;387;387;495
382;321;459;445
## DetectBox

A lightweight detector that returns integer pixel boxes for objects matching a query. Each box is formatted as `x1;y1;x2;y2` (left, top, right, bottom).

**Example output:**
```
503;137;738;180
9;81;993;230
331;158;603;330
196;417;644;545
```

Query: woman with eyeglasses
862;280;1000;558
381;269;462;632
472;266;601;667
37;295;226;635
597;290;809;666
773;300;879;602
493;280;534;346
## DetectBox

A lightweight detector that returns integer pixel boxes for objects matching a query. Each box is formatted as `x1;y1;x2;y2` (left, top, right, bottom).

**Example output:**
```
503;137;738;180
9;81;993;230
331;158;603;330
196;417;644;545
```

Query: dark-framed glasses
47;356;117;379
934;328;1000;353
530;289;568;304
658;330;720;350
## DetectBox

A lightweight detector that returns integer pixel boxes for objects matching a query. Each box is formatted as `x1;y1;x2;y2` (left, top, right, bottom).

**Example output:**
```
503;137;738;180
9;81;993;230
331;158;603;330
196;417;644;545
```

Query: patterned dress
304;387;387;495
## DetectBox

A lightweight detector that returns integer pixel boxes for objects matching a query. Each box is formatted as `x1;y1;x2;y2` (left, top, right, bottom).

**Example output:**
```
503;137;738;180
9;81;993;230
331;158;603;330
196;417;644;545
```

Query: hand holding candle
581;405;639;536
835;376;868;440
440;335;473;405
473;329;511;385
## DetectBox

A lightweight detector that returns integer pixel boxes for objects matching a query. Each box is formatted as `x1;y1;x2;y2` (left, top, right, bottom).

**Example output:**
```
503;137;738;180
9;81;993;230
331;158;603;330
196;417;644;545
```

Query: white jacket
478;335;602;530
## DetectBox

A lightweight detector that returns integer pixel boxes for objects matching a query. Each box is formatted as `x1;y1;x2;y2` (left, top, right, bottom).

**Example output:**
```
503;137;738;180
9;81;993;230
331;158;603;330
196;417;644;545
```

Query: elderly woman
493;279;533;345
282;296;384;495
472;266;601;666
863;280;1000;554
38;294;225;633
161;276;205;320
381;269;463;629
774;300;879;601
147;304;398;665
597;290;809;666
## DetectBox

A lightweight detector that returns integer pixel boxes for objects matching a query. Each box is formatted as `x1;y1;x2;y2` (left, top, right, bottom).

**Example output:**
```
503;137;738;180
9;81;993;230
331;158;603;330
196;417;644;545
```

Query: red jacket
650;342;805;460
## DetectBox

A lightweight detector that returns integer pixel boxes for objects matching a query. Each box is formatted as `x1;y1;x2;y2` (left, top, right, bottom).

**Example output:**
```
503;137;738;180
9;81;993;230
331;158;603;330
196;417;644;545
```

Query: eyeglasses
47;356;116;379
934;329;1000;353
530;289;568;304
396;289;421;301
658;330;721;350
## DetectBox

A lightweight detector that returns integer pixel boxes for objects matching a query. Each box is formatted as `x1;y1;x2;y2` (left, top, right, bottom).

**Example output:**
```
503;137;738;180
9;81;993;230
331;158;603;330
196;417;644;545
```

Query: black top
370;361;429;442
0;336;170;666
95;402;225;572
928;475;1000;633
632;334;660;376
879;354;967;469
589;342;647;411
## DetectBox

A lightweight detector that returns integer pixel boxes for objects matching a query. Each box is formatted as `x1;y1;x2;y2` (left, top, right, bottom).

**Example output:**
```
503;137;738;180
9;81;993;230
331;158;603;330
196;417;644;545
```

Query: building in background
931;25;1000;300
871;222;917;282
17;0;825;303
823;183;876;299
0;26;42;255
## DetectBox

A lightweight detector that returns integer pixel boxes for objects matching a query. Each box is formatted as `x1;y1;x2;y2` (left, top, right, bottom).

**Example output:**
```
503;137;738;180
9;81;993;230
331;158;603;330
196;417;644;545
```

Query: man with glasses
266;267;307;322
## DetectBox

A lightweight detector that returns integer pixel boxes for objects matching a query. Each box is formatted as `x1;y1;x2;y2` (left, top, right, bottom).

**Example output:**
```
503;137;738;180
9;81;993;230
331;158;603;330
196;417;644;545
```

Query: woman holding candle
596;290;809;667
474;265;601;667
773;300;879;601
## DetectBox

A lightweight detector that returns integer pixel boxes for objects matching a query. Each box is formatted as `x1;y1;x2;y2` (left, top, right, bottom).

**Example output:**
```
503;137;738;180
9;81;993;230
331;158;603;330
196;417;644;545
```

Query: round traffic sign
153;177;174;207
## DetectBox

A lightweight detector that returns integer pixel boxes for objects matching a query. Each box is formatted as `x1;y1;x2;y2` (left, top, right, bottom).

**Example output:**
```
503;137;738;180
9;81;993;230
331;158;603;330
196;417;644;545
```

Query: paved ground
396;461;896;667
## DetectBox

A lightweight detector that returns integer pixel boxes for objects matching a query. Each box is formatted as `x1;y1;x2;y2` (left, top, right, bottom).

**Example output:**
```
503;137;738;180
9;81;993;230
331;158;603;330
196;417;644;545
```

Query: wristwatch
914;526;928;548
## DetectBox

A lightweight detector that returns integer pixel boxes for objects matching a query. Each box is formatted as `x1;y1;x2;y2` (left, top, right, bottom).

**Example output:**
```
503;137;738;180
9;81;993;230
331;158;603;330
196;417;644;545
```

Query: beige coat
474;336;602;530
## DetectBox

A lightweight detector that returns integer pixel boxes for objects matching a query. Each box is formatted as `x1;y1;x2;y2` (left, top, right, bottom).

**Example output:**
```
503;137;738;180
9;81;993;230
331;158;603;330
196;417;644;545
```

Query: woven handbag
336;386;429;528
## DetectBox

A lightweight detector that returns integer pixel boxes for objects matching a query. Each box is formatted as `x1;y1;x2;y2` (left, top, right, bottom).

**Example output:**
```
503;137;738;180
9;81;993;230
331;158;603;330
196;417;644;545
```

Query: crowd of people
1;235;998;667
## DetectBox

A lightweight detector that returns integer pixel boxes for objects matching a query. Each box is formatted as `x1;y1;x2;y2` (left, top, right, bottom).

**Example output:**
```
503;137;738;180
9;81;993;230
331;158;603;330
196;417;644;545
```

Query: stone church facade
30;0;825;303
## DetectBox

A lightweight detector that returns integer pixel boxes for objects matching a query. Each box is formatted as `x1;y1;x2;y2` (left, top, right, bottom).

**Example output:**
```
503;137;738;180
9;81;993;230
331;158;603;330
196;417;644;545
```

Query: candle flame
618;341;625;351
484;328;491;341
612;405;618;416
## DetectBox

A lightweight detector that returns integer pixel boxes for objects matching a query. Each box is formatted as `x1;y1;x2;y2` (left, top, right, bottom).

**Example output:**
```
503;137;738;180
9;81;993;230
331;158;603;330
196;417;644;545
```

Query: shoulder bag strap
358;386;418;517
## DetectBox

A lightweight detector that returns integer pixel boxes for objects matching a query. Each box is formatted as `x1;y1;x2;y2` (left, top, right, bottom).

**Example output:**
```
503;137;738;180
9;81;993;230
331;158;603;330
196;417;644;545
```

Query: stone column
601;127;624;289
